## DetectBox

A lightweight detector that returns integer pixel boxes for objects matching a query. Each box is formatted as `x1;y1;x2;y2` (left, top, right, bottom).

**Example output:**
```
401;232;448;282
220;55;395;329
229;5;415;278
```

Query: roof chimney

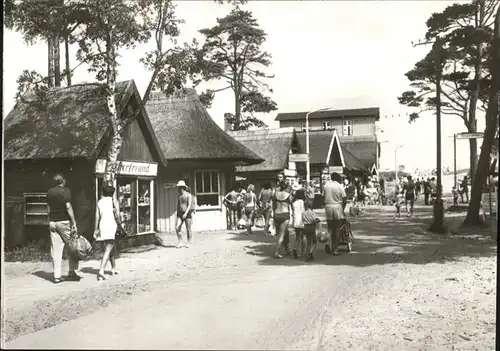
224;113;232;131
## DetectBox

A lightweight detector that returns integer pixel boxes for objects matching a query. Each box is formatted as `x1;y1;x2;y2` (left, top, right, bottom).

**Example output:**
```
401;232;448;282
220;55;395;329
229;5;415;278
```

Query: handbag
112;199;128;239
67;234;92;260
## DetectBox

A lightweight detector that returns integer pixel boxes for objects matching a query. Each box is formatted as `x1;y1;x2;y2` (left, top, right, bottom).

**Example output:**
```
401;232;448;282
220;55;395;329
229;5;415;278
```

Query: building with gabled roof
146;89;264;232
4;80;166;248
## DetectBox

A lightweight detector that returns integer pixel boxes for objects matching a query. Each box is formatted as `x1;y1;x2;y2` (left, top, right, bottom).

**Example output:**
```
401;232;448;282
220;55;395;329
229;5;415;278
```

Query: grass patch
4;240;109;263
4;242;52;262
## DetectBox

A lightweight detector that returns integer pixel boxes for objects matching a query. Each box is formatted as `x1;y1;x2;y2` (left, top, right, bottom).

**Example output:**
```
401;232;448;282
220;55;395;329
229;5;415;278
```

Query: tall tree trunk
65;36;72;86
103;31;122;187
47;37;55;87
469;124;478;180
464;4;500;226
468;0;485;182
53;36;61;87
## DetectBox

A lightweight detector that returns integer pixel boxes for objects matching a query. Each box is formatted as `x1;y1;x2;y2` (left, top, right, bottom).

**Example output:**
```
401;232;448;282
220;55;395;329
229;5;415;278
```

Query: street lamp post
305;107;334;183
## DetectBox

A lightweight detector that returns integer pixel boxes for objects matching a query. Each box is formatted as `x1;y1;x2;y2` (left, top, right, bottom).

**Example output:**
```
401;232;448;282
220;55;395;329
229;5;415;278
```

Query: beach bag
254;214;265;228
268;218;276;235
67;234;92;260
238;217;246;229
112;200;128;239
316;228;329;244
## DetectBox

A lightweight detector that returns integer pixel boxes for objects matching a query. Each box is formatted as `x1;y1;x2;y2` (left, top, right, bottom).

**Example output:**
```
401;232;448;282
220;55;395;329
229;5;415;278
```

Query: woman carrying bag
94;184;126;281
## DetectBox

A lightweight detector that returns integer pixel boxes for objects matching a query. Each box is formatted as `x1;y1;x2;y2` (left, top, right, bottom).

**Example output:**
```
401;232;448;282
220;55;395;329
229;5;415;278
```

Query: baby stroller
339;219;355;252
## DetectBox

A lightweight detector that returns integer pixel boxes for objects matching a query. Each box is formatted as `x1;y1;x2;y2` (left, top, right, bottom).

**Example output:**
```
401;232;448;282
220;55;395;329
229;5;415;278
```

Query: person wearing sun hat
176;180;194;248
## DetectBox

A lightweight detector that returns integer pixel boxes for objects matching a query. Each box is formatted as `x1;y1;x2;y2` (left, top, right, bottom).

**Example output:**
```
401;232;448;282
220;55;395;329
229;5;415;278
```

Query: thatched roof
3;80;165;165
145;89;264;165
338;135;377;170
275;107;380;122
228;127;298;172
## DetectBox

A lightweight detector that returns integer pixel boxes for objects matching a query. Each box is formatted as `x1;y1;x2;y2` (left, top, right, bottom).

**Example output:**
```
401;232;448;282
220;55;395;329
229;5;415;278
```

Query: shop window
343;120;353;136
137;179;152;233
195;171;220;207
117;177;137;234
24;193;49;225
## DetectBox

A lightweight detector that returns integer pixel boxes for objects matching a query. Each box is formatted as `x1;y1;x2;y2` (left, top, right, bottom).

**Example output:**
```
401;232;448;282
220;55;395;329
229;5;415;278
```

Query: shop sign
289;153;309;163
456;132;484;140
328;166;343;174
95;159;158;177
284;169;297;177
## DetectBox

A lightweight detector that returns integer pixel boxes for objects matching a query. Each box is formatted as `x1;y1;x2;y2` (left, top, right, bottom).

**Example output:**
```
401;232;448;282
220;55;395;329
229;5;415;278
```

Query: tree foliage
398;0;499;182
197;7;277;130
398;1;498;124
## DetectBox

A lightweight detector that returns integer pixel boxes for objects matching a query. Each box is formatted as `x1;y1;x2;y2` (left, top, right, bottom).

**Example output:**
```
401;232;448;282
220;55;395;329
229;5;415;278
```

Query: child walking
291;189;306;258
303;202;320;262
393;190;404;219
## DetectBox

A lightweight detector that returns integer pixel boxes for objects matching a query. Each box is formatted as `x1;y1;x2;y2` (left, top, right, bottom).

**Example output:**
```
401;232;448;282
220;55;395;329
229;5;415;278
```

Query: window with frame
343;120;353;136
301;121;311;132
194;171;220;207
322;121;332;130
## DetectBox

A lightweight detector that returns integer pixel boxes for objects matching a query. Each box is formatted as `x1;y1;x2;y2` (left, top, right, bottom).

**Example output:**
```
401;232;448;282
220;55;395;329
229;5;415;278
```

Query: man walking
459;176;469;203
47;174;81;284
423;177;431;205
402;175;416;217
176;180;194;248
323;172;347;256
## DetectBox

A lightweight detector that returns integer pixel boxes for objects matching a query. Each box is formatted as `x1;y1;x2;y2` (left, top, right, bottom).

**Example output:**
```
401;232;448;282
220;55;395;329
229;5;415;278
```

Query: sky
3;0;486;172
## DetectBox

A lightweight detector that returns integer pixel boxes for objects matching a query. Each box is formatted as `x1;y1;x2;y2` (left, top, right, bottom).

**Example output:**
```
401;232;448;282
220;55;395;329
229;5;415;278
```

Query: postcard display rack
96;177;154;235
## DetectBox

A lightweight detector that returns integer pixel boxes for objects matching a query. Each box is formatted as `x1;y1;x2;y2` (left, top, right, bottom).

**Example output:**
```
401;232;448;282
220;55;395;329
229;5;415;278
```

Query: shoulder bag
112;199;127;240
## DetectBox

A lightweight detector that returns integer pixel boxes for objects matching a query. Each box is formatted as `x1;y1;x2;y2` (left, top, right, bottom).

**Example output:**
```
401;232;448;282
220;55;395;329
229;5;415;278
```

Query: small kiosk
4;80;166;248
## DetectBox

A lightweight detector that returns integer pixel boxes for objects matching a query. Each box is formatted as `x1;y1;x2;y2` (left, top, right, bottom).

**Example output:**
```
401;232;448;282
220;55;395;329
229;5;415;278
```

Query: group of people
47;174;122;284
222;172;349;260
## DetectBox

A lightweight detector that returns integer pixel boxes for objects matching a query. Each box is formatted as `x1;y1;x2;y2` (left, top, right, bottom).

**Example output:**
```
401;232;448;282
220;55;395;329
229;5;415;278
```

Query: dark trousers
424;192;429;205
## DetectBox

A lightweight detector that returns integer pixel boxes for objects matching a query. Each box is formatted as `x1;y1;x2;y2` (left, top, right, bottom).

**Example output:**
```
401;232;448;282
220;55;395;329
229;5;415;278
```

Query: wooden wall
98;119;155;163
156;161;234;233
4;158;96;246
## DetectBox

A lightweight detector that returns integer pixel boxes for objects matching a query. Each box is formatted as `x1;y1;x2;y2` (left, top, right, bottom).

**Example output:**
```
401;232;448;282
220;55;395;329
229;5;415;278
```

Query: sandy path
4;204;497;350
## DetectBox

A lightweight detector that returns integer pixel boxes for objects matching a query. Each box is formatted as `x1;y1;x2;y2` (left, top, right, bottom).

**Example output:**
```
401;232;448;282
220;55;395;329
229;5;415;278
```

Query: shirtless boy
176;180;194;248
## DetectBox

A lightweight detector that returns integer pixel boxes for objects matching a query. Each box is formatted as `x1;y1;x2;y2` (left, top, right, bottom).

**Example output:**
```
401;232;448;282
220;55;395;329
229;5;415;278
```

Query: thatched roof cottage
146;89;264;232
4;80;166;248
227;127;301;192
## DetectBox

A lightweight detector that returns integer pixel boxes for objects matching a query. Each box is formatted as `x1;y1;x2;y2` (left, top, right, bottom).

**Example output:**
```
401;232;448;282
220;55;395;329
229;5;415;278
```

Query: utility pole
413;37;447;233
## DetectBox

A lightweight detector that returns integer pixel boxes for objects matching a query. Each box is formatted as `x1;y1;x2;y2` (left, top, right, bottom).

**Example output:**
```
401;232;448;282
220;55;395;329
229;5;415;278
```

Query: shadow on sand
227;205;497;268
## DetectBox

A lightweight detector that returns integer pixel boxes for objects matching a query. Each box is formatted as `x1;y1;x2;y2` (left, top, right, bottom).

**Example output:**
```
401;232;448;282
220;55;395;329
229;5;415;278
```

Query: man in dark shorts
176;180;194;248
402;175;416;217
47;174;81;284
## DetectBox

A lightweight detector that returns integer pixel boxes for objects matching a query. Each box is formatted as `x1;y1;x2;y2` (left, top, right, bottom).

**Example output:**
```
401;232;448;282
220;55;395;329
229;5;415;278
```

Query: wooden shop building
3;80;166;248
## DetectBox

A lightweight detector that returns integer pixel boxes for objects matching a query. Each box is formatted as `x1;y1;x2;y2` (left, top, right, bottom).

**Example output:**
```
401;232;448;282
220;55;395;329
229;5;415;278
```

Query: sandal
97;273;106;281
111;270;120;275
274;253;283;259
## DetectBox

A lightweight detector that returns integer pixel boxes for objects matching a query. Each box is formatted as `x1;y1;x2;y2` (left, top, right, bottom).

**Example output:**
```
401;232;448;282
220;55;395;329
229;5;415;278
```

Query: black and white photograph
2;0;499;349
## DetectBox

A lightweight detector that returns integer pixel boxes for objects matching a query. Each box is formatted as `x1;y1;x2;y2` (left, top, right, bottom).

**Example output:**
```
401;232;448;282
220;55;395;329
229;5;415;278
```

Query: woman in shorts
273;180;292;259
